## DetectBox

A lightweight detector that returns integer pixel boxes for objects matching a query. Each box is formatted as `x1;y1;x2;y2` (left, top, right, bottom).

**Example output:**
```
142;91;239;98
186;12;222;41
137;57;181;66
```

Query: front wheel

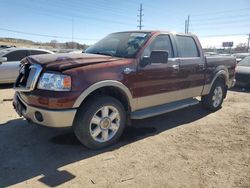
73;96;126;149
201;79;226;111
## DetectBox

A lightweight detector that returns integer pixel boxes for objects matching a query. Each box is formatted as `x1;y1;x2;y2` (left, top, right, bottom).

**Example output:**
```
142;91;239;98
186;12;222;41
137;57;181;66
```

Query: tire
73;96;126;149
201;79;226;111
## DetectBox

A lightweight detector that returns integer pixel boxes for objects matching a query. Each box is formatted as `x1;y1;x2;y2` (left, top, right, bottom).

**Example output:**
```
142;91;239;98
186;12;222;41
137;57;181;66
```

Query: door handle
171;64;180;72
198;64;205;70
123;67;136;74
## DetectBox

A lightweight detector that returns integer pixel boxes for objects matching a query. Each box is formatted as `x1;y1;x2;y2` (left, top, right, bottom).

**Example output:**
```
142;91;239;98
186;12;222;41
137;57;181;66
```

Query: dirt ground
0;85;249;188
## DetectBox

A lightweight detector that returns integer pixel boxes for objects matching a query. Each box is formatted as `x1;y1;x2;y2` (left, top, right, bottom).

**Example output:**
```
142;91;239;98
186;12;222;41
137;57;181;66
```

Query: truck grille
14;61;43;92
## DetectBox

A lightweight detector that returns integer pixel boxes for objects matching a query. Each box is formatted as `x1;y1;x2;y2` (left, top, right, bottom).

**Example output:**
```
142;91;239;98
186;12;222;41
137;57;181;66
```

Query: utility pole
185;20;187;33
187;15;190;33
72;17;74;50
247;34;250;52
137;3;144;30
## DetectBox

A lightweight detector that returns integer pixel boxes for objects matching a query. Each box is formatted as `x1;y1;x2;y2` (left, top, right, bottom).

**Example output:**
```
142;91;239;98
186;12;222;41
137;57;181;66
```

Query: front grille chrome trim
14;64;43;92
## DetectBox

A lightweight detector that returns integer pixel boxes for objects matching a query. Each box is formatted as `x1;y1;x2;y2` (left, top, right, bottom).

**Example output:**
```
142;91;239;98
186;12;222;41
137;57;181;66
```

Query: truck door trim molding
73;80;136;110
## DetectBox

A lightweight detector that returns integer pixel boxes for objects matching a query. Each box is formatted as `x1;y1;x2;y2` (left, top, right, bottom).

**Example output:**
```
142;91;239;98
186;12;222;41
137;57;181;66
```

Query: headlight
37;72;71;91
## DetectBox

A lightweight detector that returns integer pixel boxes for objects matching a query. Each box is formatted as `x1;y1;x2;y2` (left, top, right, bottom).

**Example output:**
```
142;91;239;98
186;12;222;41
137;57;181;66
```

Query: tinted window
4;50;28;61
142;35;173;58
29;50;50;55
176;36;199;57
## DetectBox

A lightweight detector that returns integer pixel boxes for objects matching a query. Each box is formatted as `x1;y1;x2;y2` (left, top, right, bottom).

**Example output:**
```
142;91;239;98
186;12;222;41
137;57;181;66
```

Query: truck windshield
85;32;151;58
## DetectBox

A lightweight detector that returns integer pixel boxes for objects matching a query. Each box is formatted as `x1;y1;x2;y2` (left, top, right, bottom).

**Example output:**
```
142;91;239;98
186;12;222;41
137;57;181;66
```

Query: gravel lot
0;85;249;188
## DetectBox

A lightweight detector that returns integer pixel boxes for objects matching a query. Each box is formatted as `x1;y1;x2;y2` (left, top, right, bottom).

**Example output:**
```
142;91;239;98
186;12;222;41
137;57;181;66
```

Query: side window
4;50;28;61
176;36;199;57
142;35;173;58
29;50;49;55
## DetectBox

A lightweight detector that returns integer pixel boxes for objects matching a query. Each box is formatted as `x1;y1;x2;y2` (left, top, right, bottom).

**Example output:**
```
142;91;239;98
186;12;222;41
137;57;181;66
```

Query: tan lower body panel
135;86;204;111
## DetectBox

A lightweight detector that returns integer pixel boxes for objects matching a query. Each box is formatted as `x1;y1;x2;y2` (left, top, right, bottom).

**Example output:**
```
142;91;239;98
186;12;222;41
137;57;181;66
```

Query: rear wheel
73;96;126;149
201;79;226;111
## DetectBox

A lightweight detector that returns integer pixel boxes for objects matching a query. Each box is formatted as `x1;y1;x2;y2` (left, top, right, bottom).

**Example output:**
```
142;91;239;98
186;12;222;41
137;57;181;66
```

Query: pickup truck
13;31;236;149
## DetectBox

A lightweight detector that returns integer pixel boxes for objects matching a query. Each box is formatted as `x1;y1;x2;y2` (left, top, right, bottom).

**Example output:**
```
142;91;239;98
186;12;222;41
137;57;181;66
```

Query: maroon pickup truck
13;31;236;149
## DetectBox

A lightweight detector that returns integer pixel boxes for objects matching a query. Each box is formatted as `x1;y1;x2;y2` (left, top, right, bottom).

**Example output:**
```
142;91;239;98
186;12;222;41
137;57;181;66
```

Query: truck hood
26;53;121;71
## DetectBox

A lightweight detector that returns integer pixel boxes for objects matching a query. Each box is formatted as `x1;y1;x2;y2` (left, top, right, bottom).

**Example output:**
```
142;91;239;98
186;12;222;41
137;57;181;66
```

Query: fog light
35;111;43;122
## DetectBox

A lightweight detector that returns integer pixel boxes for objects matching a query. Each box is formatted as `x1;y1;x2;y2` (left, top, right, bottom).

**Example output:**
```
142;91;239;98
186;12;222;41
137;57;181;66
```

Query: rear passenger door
175;35;205;96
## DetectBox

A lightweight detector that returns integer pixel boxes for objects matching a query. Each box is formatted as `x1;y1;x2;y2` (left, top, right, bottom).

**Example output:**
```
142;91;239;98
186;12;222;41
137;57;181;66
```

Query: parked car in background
52;49;82;53
69;50;83;54
235;56;250;88
218;53;233;57
0;48;53;84
13;31;236;149
0;45;16;50
233;53;250;63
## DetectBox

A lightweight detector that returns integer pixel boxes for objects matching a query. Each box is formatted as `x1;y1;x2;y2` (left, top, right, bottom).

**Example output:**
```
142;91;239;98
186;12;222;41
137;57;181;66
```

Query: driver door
134;34;186;110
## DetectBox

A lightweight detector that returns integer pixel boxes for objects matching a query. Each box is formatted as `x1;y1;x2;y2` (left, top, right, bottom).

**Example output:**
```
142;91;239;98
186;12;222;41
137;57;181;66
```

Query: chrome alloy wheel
89;106;120;143
212;86;223;108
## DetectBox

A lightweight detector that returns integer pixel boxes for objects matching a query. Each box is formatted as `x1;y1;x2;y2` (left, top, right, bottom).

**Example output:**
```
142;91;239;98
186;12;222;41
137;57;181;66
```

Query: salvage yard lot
0;86;249;187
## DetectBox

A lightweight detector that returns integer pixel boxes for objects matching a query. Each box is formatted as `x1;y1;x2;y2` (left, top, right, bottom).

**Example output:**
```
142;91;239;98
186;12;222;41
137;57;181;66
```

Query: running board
131;98;199;119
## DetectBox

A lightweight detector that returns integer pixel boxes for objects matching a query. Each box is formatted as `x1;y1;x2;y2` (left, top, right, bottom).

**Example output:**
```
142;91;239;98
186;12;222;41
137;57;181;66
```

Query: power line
16;1;135;27
42;0;136;20
137;3;144;30
190;23;250;31
190;18;250;26
69;0;134;14
191;7;250;17
0;28;98;41
191;14;250;23
198;33;248;37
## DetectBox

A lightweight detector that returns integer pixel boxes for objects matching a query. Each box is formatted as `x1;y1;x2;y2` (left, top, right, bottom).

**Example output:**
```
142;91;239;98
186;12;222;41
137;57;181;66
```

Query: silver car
0;48;53;84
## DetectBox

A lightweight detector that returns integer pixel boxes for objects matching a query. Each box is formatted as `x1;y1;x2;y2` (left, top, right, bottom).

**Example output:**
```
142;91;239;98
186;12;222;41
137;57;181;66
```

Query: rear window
176;36;199;57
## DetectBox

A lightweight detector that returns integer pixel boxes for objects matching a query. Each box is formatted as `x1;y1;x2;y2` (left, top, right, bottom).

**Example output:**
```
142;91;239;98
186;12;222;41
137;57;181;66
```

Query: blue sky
0;0;250;47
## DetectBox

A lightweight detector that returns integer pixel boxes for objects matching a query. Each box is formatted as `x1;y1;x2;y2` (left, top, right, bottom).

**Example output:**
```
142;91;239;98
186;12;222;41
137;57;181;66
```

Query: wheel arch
203;69;229;95
73;80;135;112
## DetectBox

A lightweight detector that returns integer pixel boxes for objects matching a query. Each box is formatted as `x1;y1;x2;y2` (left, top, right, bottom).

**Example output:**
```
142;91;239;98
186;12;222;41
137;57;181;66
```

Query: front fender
73;80;136;111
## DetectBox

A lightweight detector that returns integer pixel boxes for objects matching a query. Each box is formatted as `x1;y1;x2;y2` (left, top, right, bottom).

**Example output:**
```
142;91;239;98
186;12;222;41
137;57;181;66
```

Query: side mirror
140;50;169;67
150;50;168;64
0;57;7;63
140;56;150;67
